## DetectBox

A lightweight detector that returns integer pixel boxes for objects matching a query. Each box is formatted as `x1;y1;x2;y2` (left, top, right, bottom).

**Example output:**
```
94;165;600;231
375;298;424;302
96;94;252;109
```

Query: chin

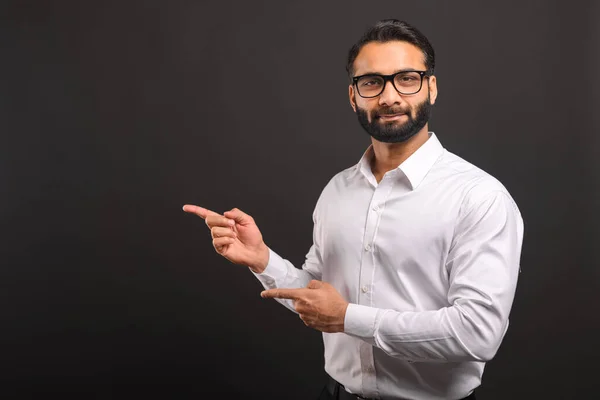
380;120;405;127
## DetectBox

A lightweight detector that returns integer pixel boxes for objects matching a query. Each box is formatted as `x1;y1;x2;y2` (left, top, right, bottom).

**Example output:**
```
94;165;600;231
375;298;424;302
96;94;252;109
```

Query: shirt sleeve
250;208;324;313
344;190;524;362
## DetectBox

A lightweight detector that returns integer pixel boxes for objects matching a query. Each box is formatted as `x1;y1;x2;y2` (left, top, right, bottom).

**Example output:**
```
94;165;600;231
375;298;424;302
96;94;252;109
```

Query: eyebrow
356;68;423;76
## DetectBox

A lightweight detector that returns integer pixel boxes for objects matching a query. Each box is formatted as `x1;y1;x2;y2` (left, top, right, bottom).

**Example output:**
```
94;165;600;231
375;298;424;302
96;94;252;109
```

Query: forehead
353;41;426;75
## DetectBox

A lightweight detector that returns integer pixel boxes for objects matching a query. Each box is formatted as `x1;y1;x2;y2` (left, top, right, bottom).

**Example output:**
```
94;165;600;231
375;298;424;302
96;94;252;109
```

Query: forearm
344;301;508;362
252;248;319;313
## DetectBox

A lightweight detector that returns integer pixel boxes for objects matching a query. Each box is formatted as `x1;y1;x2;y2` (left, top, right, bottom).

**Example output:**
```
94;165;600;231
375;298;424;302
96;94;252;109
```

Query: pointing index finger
261;288;307;300
182;204;219;219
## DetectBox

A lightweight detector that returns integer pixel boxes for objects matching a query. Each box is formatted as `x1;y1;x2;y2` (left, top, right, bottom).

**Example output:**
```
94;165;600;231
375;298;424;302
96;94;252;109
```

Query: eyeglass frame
352;70;431;98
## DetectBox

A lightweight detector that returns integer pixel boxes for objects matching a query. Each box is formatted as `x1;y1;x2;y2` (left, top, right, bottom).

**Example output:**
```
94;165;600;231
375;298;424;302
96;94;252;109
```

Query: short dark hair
346;19;435;79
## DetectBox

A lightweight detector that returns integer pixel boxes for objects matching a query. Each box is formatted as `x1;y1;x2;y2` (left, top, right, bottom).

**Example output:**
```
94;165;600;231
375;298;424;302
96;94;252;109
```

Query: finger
205;214;236;229
299;314;311;326
294;301;304;313
213;236;235;250
307;280;323;289
211;226;237;239
260;288;307;300
223;208;254;226
182;205;220;220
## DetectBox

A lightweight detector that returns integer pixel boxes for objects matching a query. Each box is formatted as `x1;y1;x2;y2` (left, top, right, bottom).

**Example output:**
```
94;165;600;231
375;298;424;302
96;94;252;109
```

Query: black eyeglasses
352;70;429;98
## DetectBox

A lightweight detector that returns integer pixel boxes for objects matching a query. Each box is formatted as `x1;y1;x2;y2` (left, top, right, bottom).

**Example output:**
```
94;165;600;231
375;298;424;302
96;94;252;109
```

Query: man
183;19;523;400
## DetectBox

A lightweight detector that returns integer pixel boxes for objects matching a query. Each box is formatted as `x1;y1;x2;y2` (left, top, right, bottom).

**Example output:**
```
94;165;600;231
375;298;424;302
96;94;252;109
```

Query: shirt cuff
250;248;288;288
344;303;380;339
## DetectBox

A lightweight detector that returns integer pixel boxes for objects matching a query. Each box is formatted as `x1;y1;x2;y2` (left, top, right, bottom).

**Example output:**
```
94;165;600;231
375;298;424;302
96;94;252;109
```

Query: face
349;41;438;143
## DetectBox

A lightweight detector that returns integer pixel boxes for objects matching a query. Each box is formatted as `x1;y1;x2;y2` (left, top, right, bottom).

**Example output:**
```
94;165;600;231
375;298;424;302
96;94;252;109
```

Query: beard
356;95;432;143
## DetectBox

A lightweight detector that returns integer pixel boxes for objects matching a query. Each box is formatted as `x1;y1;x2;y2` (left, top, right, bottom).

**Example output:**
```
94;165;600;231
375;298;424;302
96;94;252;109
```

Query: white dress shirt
253;132;524;400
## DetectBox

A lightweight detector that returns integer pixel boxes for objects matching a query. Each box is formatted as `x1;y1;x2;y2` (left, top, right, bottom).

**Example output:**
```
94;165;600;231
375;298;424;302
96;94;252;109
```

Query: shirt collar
353;132;444;190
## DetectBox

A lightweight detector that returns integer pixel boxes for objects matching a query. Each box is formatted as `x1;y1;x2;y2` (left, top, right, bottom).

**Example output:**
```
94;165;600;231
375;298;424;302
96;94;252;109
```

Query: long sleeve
344;190;524;362
251;209;324;313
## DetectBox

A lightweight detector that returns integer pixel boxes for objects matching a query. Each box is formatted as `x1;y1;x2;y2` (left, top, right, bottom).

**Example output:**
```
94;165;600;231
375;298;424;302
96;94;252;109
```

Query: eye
358;77;383;87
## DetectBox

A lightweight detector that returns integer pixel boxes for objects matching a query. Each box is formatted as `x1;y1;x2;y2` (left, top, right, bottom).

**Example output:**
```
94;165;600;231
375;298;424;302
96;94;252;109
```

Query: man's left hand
261;280;349;333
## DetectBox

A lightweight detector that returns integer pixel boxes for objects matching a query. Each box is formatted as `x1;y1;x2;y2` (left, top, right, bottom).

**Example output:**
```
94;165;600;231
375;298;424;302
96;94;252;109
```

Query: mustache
374;107;409;117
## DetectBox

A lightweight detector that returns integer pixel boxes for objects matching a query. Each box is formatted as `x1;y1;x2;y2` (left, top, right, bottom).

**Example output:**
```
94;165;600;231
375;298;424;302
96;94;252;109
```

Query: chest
318;181;462;266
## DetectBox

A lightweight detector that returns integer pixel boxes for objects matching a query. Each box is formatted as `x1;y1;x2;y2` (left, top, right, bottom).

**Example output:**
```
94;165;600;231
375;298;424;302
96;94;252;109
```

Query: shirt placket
358;174;394;397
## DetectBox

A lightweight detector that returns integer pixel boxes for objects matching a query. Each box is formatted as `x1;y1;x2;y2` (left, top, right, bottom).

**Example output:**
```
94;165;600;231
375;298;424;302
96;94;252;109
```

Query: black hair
346;19;435;79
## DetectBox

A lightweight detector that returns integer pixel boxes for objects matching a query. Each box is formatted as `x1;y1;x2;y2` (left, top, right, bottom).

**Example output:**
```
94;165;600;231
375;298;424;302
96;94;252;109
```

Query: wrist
340;302;349;332
248;243;270;274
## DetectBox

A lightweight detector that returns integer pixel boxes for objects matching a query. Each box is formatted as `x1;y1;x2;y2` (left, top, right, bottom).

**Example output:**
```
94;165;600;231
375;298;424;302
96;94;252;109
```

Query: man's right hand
182;205;270;274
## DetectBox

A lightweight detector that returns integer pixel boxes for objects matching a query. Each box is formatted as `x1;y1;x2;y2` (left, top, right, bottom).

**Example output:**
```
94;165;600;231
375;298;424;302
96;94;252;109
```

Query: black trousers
318;376;476;400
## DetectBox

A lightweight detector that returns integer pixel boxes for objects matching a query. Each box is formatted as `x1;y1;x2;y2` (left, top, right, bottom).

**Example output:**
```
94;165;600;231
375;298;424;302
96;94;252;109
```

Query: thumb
223;208;254;225
307;280;323;289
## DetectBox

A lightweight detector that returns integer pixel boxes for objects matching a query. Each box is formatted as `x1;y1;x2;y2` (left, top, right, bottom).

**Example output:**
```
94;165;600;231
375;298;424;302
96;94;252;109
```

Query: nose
378;80;402;107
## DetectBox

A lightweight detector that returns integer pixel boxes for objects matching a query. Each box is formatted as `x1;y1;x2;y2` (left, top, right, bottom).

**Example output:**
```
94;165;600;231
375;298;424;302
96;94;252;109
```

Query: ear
349;84;357;112
428;75;438;105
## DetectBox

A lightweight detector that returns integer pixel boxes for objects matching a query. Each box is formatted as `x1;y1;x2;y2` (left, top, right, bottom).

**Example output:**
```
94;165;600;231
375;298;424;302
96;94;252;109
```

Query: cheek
359;101;379;120
407;98;425;117
409;105;418;118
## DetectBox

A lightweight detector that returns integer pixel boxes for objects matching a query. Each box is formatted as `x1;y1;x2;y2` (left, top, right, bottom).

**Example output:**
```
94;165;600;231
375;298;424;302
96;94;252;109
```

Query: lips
378;113;405;120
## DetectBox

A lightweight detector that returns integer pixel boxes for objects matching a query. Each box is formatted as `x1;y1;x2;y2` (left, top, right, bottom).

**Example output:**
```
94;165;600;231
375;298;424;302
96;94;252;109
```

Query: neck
370;127;430;179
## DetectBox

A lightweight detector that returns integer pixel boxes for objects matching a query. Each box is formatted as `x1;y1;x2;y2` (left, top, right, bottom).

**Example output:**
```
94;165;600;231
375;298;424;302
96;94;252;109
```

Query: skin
349;41;438;182
183;40;439;333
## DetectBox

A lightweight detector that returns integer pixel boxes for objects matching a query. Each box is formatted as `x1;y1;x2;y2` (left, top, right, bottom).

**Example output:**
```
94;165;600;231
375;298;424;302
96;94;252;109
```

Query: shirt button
372;205;380;212
364;244;371;251
361;286;368;293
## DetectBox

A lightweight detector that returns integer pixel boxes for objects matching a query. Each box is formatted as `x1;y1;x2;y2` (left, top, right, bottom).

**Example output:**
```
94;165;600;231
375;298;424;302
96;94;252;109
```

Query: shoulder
320;164;359;195
437;150;520;215
311;164;359;216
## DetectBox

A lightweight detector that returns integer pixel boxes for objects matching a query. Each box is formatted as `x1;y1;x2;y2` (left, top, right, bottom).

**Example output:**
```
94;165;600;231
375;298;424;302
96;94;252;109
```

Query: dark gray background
1;1;598;399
